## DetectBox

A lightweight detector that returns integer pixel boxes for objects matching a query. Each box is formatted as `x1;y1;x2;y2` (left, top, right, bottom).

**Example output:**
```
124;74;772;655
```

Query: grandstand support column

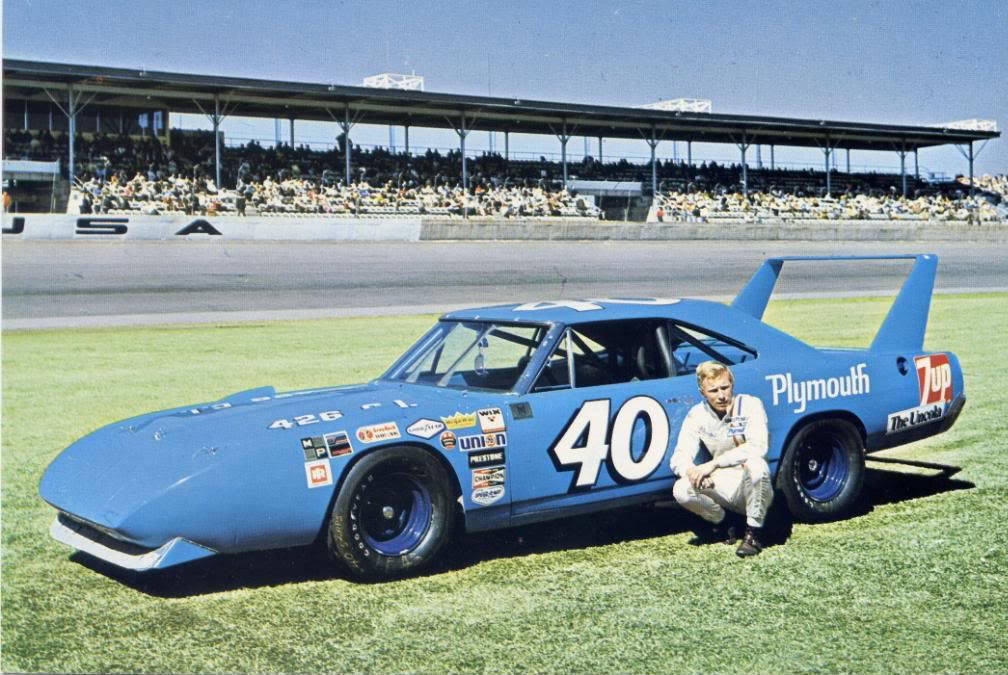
327;105;364;186
644;125;660;197
822;146;832;195
732;131;751;198
44;84;96;188
914;148;919;180
445;111;473;192
549;120;576;188
846;148;850;173
289;118;295;148
770;144;774;170
897;144;907;198
193;93;237;189
598;136;603;163
214;96;221;190
506;131;510;161
404;125;410;156
688;140;692;167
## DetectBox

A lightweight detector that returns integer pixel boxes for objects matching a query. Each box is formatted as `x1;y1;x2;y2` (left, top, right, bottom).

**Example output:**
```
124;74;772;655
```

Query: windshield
383;320;547;392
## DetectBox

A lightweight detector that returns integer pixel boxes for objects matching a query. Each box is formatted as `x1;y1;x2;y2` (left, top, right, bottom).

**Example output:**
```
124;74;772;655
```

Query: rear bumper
866;393;966;452
50;513;216;571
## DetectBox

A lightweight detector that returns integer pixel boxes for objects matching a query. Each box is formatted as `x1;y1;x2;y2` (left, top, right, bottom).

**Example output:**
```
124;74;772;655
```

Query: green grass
3;294;1008;674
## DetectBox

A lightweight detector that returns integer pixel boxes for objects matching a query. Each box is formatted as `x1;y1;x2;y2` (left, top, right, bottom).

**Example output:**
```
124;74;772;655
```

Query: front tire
777;419;864;522
328;446;455;580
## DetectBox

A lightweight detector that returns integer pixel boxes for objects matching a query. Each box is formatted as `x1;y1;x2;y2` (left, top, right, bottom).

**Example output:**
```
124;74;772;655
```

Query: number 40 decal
549;396;669;489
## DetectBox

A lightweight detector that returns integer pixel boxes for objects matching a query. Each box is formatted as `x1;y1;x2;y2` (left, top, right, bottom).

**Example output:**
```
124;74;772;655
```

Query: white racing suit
669;394;773;528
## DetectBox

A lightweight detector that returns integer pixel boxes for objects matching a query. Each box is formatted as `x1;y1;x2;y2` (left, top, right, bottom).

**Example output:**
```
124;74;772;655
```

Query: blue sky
4;0;1005;176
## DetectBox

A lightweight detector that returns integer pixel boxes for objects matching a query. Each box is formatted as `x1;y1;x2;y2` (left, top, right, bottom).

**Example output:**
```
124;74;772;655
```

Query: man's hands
686;460;718;490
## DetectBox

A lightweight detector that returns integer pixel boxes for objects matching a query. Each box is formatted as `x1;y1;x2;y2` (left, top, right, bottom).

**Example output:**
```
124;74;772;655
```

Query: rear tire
777;419;864;522
328;446;455;580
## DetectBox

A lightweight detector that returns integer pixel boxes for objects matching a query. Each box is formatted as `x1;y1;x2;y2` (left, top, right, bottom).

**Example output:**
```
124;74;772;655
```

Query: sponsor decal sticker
468;448;506;469
355;421;401;444
472;485;505;506
301;436;330;460
765;363;871;413
441;412;477;429
887;403;945;434
472;466;506;489
305;459;333;488
407;418;446;439
457;432;507;452
325;431;353;457
477;407;506;433
439;431;457;450
915;354;953;406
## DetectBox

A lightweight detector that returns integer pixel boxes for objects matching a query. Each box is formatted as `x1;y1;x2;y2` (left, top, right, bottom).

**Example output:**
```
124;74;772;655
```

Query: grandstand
2;59;1003;222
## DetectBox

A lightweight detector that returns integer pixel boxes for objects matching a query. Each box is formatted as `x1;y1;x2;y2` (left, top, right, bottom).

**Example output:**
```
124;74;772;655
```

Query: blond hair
695;360;733;390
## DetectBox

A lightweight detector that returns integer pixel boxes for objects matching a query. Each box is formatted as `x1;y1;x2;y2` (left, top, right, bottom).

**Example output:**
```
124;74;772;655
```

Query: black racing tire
777;419;865;522
328;446;456;580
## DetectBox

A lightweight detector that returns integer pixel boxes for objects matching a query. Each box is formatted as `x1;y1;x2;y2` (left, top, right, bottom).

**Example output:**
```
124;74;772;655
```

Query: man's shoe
694;517;740;545
735;527;763;557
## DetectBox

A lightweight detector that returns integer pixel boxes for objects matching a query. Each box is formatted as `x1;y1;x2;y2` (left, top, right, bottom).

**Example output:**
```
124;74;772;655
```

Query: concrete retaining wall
3;213;1004;242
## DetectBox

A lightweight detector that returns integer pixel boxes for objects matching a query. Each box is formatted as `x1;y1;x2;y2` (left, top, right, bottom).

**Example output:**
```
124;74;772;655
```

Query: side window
531;320;674;391
531;330;572;392
668;321;758;375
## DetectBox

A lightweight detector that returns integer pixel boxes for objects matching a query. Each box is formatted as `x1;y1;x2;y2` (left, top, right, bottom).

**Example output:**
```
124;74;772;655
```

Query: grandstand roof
3;58;1000;152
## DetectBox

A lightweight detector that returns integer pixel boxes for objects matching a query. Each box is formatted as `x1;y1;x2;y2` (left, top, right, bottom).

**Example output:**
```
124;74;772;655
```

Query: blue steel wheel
778;419;864;522
329;446;456;580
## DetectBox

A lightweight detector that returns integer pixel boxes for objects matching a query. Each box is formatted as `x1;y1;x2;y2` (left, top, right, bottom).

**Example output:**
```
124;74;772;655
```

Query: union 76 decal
548;396;669;491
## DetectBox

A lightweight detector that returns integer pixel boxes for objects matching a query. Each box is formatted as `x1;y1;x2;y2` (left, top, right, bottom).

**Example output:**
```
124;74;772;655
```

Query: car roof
445;298;727;327
441;297;817;355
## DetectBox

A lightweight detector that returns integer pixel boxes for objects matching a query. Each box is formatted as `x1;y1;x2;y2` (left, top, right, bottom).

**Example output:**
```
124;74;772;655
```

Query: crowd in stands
4;127;1006;222
653;184;1005;223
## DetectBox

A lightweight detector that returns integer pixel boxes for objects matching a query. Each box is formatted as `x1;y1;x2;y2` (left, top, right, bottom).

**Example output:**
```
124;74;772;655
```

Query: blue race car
40;254;965;579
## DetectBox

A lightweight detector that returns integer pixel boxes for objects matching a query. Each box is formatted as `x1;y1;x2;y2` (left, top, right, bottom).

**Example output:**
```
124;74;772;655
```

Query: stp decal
305;459;332;488
915;354;953;406
355;422;401;444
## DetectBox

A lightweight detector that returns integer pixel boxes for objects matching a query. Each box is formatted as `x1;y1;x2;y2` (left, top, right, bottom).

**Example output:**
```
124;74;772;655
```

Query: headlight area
50;512;217;571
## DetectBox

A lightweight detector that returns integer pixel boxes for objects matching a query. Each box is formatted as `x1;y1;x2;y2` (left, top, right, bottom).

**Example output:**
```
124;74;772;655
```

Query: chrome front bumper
50;514;217;571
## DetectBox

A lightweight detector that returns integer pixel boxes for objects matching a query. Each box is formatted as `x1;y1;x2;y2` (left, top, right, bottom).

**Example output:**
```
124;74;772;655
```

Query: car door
506;320;696;523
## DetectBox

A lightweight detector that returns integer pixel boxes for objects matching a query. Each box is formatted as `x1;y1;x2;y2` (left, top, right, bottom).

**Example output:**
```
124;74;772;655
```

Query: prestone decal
468;448;506;469
765;364;870;413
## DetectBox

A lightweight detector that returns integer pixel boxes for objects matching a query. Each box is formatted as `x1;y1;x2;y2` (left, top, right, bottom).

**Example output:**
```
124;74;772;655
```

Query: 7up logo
915;354;952;406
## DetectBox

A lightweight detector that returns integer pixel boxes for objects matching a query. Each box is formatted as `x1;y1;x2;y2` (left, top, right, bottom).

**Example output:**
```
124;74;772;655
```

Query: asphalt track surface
3;239;1005;329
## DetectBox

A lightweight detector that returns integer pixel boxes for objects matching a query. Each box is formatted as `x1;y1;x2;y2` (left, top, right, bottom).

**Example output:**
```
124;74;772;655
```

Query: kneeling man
670;360;773;557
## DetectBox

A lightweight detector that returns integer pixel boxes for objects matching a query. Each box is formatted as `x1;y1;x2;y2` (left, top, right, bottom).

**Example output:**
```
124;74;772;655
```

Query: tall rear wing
731;254;939;352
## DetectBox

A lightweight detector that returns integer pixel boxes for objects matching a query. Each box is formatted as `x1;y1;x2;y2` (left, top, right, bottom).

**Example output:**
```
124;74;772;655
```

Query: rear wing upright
731;254;939;352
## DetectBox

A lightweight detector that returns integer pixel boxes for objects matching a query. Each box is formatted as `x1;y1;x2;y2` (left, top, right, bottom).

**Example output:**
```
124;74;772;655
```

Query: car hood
39;380;470;551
